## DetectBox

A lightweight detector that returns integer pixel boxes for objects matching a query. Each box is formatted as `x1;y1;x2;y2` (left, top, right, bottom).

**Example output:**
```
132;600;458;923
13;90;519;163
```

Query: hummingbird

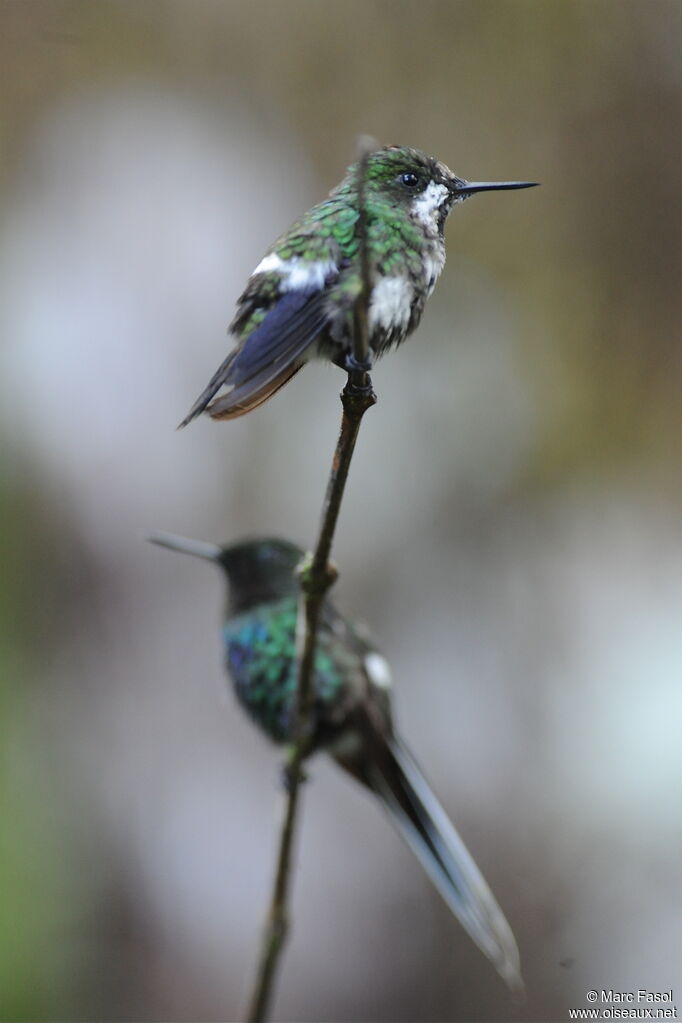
150;532;523;992
179;145;537;425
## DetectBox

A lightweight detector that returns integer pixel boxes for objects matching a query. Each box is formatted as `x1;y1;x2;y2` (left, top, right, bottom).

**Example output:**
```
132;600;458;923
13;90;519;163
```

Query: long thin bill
455;180;539;195
148;531;223;563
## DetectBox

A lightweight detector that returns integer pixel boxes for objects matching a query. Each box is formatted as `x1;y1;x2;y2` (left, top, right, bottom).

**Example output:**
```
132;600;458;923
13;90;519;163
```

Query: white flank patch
252;251;337;292
411;181;449;231
368;275;413;333
252;251;284;275
365;652;392;690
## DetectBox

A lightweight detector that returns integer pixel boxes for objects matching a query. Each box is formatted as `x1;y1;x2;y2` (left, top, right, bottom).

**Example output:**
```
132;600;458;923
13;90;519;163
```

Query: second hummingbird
179;145;537;425
150;532;523;992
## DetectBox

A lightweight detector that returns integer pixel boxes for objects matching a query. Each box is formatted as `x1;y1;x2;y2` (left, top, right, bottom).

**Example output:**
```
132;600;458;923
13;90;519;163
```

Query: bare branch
245;139;377;1023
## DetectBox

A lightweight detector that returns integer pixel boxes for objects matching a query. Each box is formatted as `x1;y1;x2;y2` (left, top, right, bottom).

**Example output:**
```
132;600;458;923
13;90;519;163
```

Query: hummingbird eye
399;172;420;188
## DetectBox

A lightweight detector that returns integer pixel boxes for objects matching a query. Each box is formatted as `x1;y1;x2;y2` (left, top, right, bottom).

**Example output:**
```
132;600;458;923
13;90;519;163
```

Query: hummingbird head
150;533;304;612
345;145;537;235
219;538;304;610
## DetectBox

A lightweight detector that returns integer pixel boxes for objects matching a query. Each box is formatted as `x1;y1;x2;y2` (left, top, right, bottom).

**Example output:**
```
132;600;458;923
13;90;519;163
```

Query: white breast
422;243;447;296
368;275;414;333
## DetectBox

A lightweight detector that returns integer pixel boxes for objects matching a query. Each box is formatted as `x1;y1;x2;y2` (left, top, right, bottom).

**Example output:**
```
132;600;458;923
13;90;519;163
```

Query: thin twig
245;140;377;1023
352;142;373;380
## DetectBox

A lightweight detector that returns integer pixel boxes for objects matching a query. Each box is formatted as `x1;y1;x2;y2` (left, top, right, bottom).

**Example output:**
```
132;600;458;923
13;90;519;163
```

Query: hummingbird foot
343;351;374;375
342;352;376;403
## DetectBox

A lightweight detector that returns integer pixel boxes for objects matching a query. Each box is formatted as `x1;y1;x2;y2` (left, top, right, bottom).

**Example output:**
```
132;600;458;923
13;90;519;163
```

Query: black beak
452;179;539;196
149;531;223;564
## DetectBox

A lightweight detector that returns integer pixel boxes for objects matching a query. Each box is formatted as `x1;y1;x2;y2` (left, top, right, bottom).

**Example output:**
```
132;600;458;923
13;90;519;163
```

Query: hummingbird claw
343;351;376;402
344;351;374;375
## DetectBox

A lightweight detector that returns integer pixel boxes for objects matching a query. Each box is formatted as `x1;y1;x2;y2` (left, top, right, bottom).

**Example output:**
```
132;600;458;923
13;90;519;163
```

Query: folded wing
179;286;332;426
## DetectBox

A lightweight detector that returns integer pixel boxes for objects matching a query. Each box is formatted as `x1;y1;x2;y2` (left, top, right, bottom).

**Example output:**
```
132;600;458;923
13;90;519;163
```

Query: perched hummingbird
179;145;536;425
150;532;523;992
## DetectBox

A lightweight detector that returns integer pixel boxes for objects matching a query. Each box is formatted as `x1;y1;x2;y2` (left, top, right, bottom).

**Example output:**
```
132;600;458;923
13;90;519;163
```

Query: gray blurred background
1;2;681;1020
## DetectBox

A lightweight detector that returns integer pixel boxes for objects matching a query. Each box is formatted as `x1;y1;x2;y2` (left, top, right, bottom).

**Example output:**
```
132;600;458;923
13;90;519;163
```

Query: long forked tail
365;735;523;993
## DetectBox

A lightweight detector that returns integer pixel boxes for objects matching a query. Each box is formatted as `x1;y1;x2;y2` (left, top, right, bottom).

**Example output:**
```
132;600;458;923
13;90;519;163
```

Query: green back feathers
265;147;434;270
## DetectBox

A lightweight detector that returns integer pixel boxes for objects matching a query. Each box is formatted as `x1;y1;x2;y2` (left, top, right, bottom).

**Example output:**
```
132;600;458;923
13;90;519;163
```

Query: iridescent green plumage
224;597;362;743
151;532;523;992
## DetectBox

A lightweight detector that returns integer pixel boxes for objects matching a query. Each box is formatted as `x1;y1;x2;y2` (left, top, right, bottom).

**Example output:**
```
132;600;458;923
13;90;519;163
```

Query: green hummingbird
179;145;537;425
150;532;523;992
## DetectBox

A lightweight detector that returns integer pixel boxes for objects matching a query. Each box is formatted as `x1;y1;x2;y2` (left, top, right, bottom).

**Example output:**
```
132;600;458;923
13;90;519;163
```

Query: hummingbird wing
178;286;333;425
179;199;363;427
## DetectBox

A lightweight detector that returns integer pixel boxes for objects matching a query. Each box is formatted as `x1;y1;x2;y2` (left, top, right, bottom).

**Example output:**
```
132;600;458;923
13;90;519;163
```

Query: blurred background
1;2;681;1020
